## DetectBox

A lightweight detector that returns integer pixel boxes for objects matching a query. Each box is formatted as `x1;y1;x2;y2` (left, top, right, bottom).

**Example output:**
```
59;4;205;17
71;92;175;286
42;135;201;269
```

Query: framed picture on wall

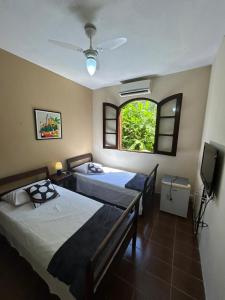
34;109;62;140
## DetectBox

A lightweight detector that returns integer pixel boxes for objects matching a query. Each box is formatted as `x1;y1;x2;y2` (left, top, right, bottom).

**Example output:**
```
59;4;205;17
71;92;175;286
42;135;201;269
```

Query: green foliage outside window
120;100;157;152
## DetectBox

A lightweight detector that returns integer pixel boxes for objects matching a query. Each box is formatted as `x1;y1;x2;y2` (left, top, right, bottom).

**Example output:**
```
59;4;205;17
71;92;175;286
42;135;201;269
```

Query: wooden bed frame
66;153;93;169
0;167;140;300
0;167;49;196
66;153;159;212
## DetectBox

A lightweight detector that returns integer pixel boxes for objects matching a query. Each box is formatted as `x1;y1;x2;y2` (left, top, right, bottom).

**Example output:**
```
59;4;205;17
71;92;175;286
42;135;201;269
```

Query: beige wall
0;49;92;177
195;38;225;300
92;66;211;191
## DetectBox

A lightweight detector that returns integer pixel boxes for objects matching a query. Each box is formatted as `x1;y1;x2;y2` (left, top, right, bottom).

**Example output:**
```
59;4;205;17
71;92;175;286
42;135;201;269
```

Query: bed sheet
74;166;142;214
0;186;103;300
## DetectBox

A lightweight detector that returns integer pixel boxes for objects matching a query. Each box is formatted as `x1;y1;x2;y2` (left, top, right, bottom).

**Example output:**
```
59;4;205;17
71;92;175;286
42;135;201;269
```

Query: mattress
0;185;103;300
74;166;143;214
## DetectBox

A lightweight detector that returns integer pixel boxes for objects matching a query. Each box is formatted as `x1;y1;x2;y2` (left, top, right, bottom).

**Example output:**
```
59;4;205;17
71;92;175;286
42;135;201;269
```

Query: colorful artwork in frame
34;109;62;140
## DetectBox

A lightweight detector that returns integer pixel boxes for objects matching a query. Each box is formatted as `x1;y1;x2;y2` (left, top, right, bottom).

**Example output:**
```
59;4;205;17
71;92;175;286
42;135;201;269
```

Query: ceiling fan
49;23;127;76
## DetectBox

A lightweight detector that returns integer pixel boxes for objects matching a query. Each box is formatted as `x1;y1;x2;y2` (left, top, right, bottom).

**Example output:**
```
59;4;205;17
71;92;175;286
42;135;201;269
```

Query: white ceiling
1;0;225;89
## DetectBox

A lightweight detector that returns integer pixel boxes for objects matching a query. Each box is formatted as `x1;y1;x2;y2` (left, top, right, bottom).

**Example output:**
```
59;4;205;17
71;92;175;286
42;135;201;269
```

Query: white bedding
0;185;103;300
81;166;136;187
74;166;143;214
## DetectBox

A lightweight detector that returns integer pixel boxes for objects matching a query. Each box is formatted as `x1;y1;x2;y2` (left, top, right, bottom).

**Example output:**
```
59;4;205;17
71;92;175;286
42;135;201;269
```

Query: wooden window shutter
155;93;182;156
103;103;119;149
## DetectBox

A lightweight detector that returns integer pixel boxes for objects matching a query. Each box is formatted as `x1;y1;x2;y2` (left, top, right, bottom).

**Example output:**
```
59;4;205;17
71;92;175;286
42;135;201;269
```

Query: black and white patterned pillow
24;180;59;208
87;163;104;174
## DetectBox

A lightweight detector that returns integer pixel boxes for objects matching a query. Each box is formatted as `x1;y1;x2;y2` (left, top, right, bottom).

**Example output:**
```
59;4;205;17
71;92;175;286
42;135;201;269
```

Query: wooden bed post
132;196;140;251
132;229;137;251
142;164;159;215
85;262;94;300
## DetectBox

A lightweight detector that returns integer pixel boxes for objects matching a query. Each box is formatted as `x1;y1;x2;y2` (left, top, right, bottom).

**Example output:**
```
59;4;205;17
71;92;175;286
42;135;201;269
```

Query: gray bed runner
47;204;126;300
125;173;148;191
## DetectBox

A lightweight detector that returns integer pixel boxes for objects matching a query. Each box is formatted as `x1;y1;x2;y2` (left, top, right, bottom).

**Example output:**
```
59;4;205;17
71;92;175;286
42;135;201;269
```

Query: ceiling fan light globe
86;57;97;76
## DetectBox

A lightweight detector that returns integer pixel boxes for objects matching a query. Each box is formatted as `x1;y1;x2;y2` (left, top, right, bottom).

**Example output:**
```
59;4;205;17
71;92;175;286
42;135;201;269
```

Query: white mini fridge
160;175;191;218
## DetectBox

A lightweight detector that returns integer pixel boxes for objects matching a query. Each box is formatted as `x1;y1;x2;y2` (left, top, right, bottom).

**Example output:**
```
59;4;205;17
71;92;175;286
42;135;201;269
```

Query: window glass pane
157;136;173;152
160;99;177;116
105;106;117;119
105;134;117;147
120;100;157;152
105;120;117;133
159;118;175;135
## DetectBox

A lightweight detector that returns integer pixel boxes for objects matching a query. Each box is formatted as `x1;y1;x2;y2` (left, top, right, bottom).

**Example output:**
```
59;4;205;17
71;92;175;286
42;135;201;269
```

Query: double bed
0;167;140;300
67;153;159;214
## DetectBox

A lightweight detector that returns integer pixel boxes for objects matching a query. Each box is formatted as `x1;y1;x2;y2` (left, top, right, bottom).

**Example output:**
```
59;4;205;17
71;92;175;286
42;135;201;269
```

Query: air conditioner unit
119;80;151;97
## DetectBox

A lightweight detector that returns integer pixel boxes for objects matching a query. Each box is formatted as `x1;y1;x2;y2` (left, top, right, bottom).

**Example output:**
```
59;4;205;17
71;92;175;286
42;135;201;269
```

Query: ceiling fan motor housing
84;23;96;38
84;48;98;59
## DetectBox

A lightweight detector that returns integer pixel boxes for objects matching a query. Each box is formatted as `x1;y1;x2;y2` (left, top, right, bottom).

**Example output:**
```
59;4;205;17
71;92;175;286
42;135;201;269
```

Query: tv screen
200;142;218;196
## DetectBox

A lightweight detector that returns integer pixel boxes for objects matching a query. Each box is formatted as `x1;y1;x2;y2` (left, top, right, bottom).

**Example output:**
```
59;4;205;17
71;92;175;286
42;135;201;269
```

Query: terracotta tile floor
0;195;205;300
95;196;205;300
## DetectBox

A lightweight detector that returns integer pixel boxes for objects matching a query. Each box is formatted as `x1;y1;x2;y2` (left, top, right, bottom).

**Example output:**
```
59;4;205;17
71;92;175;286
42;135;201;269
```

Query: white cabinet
160;175;191;218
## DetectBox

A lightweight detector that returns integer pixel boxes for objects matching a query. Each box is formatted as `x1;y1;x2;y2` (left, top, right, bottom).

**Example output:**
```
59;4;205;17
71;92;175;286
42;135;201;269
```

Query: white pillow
1;180;47;207
73;162;102;174
73;163;89;174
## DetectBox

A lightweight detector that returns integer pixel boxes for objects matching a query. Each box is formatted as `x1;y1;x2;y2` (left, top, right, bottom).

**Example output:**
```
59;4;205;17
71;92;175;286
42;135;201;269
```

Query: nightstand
49;171;75;192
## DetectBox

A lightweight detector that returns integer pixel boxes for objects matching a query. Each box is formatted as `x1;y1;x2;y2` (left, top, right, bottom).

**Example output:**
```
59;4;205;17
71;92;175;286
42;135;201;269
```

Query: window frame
103;93;182;156
154;93;183;156
103;103;119;149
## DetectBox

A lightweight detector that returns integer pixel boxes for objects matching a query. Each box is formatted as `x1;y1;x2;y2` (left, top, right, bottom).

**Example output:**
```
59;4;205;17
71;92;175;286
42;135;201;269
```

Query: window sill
103;147;177;156
103;147;154;155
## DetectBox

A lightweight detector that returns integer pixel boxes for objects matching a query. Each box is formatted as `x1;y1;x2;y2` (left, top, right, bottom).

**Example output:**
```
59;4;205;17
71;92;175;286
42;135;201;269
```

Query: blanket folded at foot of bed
125;173;148;192
47;204;124;300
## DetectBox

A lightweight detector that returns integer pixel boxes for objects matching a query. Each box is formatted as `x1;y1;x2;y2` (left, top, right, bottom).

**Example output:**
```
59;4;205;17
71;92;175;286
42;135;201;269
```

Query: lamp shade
55;162;63;171
86;57;97;76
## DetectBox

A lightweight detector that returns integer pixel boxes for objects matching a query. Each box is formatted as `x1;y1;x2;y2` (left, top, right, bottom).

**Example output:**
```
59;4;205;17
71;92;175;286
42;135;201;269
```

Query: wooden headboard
0;167;49;196
66;153;93;171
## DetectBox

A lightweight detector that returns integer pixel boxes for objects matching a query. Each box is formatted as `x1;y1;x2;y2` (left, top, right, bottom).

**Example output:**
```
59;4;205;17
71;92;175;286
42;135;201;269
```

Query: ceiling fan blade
48;39;83;53
97;37;127;52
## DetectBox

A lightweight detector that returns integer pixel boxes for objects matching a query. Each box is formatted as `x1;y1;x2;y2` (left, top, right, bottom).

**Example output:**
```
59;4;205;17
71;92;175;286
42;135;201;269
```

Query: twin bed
0;166;140;300
67;153;159;213
0;157;158;300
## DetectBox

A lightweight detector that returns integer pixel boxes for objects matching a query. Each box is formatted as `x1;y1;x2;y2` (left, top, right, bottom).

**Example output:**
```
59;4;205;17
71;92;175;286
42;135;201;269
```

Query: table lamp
55;162;63;176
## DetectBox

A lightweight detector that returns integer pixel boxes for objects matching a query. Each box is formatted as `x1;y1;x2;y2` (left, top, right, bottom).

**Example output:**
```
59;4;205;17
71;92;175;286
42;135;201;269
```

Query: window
119;100;157;152
103;93;182;156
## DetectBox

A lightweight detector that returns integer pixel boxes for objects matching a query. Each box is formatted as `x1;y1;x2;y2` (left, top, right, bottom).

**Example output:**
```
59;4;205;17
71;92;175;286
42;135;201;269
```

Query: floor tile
144;240;173;264
176;217;193;227
145;256;172;283
131;275;171;300
154;222;175;234
137;222;152;240
176;222;194;235
151;230;174;249
175;231;198;248
132;290;150;300
135;235;148;251
171;287;195;300
133;289;171;300
95;273;133;300
152;225;175;240
124;245;148;269
114;259;171;299
173;267;205;300
157;212;177;225
174;241;200;261
173;252;202;279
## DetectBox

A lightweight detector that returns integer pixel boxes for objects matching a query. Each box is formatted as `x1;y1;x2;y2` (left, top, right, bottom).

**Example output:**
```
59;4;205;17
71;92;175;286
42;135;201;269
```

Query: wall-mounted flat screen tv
200;142;218;196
